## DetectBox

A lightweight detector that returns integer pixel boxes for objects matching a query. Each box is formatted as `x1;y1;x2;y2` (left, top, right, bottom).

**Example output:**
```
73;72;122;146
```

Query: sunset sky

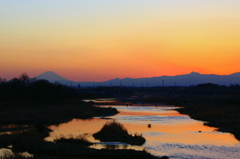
1;0;240;81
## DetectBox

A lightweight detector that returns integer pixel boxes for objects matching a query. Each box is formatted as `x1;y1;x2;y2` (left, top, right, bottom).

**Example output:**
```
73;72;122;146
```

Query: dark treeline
1;73;240;104
80;83;240;103
0;73;78;102
0;73;119;126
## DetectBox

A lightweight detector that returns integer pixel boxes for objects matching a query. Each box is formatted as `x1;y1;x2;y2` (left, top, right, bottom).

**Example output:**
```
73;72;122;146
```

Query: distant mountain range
35;71;240;87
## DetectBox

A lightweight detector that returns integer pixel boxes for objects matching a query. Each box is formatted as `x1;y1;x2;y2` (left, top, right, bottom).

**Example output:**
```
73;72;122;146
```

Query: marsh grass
99;120;129;135
93;120;146;145
1;149;33;159
54;134;92;146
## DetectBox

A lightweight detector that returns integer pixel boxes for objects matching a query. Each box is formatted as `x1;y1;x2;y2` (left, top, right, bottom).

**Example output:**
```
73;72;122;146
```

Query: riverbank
0;99;118;126
0;127;166;159
176;103;240;141
1;125;165;159
137;94;240;141
0;99;167;159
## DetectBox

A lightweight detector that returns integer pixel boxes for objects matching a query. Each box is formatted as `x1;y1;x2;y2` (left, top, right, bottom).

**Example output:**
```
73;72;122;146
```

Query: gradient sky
1;0;240;81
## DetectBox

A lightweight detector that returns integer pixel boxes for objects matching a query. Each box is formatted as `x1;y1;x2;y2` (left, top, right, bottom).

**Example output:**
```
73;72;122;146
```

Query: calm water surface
46;104;240;159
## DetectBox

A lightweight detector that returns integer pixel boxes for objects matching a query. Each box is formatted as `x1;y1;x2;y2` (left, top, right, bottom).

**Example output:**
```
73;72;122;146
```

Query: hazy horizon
33;71;239;86
1;1;240;81
1;70;240;82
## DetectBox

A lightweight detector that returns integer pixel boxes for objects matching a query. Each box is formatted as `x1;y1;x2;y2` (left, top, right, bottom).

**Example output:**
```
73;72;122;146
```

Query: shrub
93;120;146;145
98;120;129;136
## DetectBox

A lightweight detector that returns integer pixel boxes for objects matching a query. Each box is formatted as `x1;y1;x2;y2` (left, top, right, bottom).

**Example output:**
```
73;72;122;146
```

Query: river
46;101;240;159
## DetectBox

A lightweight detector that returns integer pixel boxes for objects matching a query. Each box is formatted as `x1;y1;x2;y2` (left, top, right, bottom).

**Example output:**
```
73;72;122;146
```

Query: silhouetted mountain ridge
34;71;240;87
36;71;67;81
230;72;240;76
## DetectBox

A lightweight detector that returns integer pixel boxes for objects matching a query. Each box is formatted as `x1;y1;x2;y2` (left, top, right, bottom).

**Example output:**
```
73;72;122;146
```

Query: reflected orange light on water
46;118;107;142
122;121;236;145
46;107;239;147
118;110;182;117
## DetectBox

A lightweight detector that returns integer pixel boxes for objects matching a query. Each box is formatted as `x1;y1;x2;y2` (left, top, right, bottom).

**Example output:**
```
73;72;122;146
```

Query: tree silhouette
0;77;6;82
0;73;78;102
19;73;29;86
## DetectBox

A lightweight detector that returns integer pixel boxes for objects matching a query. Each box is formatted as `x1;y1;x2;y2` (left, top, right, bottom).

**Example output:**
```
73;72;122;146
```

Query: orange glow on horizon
1;1;240;81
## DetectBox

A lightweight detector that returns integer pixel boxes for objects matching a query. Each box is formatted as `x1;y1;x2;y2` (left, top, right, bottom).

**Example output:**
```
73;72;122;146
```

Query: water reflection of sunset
46;106;239;147
122;122;237;145
118;110;182;117
46;118;107;142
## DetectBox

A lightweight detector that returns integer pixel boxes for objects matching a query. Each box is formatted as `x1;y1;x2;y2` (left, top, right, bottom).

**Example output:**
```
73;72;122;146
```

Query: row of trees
0;73;77;102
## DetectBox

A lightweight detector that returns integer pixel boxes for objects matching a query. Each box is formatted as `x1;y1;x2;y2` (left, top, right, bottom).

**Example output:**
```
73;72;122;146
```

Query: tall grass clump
54;134;92;146
93;120;146;145
99;120;129;135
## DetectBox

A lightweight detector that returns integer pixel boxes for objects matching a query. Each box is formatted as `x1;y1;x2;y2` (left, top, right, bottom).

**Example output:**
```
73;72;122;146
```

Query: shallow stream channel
44;99;240;159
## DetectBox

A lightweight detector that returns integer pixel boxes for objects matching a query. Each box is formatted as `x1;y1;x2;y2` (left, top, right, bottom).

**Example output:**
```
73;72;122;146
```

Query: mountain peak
35;71;69;81
45;71;55;74
189;71;200;75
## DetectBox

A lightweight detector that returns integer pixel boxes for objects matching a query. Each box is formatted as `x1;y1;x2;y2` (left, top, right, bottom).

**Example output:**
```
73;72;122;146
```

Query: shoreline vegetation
0;74;167;159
